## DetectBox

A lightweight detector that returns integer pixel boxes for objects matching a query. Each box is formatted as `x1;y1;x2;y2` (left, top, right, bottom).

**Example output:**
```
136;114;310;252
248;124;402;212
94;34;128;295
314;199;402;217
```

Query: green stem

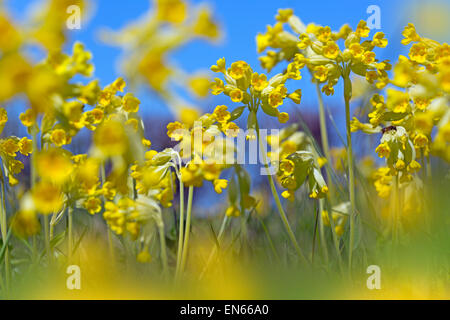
0;180;10;291
179;186;194;275
393;175;399;245
175;178;185;278
68;207;73;263
44;214;50;262
318;199;329;263
255;120;308;264
325;199;344;273
316;82;334;198
100;163;115;261
343;75;357;272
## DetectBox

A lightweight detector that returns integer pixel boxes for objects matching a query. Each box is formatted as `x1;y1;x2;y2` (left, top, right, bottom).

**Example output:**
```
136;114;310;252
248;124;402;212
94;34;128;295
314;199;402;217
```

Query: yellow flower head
288;89;302;104
137;249;152;263
156;0;186;24
278;112;289;123
355;20;370;38
167;121;185;141
213;179;228;194
401;23;420;45
122;93;140;113
32;182;64;215
409;43;428;64
372;32;388;48
279;159;295;176
323;41;340;59
189;75;211;97
268;85;287;108
211;57;226;73
225;204;240;217
251;73;268;91
316;26;332;43
37;148;73;185
193;9;220;40
19;137;32;156
94;120;128;156
275;8;293;23
213;105;231;123
228;61;250;80
375;142;391;158
210;78;225;95
50;129;71;147
1;138;19;157
229;88;244;102
84;197;102;215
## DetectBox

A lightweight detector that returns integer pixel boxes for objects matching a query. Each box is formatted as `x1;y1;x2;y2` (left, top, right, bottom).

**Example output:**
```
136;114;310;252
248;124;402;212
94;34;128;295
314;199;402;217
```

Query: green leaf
229;106;246;121
260;101;279;117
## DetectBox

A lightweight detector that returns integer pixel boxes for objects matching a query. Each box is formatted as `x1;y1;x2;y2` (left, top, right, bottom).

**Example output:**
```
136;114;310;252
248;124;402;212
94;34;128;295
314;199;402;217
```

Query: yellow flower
414;133;429;148
349;43;364;59
316;26;332;42
409;43;428;64
251;73;268;91
401;23;420;45
361;51;375;64
278;112;289;123
122;93;140;113
19;109;36;127
111;77;126;92
210;57;226;73
375;142;391;158
1;138;19;157
279;159;295;176
268;85;287;108
37;148;73;185
94;120;128;156
372;32;388;48
0;107;7;129
84;197;102;215
18;137;32;156
228;61;250;80
32;182;64;215
210;78;225;95
323;41;340;59
179;107;200;128
213;179;228;194
313;65;329;82
229;88;244;102
167;121;185;141
355;20;370;38
156;0;186;24
317;157;327;168
213;105;231;123
335;225;344;237
223;122;240;137
288;89;302;104
137;249;152;263
281;190;295;202
50;129;71;147
189;75;211;97
11;210;40;239
225;205;240;217
193;8;219;40
395;159;406;170
275;8;293;22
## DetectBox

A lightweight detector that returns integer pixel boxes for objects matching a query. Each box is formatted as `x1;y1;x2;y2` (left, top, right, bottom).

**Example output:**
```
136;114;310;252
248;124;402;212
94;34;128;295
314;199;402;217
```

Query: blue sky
5;0;450;132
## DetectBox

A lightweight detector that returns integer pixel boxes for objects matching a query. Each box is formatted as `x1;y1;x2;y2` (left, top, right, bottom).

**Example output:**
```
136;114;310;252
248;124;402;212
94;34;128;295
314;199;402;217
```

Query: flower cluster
210;58;302;128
